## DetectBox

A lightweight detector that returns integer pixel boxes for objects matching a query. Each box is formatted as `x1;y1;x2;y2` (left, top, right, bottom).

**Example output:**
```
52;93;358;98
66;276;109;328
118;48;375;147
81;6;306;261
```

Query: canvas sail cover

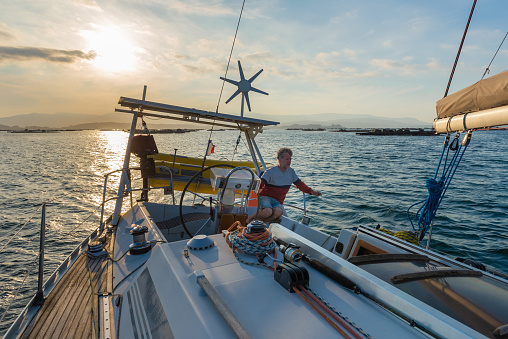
436;69;508;119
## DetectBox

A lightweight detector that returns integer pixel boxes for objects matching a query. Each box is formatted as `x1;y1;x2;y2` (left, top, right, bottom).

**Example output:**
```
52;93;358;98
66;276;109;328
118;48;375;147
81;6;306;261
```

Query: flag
206;140;215;156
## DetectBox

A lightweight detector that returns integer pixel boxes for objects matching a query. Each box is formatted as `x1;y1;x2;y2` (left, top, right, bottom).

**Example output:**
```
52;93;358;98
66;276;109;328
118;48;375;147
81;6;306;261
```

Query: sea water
1;128;507;334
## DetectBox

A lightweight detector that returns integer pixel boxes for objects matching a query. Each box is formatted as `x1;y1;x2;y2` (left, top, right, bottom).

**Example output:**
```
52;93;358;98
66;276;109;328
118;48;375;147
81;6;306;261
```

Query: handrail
100;168;125;232
284;188;310;224
219;166;255;214
99;165;175;232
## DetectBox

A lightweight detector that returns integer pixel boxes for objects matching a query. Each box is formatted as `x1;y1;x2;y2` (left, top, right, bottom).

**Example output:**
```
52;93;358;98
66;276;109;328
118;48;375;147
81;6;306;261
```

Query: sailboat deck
21;237;112;339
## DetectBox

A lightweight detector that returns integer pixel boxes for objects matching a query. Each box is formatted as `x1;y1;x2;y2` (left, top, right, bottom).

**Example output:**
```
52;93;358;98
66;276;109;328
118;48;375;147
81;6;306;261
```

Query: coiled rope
225;221;277;266
408;131;472;239
226;223;370;337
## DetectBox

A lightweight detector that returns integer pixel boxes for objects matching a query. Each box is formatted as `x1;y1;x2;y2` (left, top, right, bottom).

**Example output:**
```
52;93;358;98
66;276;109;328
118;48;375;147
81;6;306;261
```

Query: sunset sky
1;0;507;123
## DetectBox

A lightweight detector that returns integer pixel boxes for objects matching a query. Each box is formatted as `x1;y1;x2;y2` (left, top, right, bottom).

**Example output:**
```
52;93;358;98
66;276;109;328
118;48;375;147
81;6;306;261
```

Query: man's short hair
277;147;293;159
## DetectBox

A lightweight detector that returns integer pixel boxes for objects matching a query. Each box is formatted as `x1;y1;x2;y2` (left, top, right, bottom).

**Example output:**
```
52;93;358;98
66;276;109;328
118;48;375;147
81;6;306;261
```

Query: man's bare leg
246;207;273;223
265;207;283;222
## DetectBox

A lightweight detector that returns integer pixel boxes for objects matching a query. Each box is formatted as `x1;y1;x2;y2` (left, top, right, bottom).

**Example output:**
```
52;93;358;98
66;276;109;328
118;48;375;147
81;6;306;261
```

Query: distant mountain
0;112;200;130
254;113;431;129
0;112;132;128
0;111;431;130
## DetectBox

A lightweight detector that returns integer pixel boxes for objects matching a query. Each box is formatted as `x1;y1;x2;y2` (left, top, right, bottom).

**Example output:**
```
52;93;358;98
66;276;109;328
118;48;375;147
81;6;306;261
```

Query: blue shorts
259;196;283;210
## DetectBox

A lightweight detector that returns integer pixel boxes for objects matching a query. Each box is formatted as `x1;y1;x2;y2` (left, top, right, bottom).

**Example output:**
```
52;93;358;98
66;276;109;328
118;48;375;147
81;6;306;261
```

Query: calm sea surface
1;128;507;334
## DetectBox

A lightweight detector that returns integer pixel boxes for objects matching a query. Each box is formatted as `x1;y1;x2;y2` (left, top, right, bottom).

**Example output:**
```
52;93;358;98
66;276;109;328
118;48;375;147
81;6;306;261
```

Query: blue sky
0;0;507;123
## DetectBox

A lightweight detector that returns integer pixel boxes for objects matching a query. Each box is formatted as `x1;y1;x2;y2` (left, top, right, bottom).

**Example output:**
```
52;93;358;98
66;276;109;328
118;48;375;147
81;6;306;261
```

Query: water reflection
88;131;129;213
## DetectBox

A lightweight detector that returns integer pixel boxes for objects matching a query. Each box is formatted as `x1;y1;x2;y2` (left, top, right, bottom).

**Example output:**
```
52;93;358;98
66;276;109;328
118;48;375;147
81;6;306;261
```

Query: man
247;147;322;224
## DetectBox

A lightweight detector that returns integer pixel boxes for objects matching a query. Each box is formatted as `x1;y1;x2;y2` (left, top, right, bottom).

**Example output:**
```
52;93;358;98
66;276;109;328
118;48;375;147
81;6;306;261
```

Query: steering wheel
179;164;236;238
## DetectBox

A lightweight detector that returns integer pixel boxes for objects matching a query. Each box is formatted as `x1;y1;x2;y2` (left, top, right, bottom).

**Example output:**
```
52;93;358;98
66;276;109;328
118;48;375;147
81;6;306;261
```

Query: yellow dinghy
148;153;266;194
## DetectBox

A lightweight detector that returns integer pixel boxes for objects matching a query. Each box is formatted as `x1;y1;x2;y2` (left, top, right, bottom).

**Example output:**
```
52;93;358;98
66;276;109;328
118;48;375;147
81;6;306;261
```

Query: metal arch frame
112;95;278;225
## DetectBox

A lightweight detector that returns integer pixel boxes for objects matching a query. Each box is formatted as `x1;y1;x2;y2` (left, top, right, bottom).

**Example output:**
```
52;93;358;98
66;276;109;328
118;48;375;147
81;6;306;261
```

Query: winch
129;225;152;255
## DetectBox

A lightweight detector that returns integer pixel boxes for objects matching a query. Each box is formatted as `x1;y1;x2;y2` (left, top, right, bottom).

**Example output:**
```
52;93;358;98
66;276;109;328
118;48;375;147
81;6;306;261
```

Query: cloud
267;51;379;80
174;56;225;74
383;40;393;48
169;0;236;16
239;51;273;61
76;0;102;10
0;46;97;63
371;58;419;76
0;23;16;41
370;56;446;76
409;16;432;33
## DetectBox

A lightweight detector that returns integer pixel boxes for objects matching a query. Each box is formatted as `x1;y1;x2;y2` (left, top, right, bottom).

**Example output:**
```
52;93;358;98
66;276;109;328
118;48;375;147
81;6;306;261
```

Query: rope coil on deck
225;221;277;255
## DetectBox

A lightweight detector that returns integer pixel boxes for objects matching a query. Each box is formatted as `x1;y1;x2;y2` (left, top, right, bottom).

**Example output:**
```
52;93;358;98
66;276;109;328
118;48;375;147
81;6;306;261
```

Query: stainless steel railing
99;165;175;232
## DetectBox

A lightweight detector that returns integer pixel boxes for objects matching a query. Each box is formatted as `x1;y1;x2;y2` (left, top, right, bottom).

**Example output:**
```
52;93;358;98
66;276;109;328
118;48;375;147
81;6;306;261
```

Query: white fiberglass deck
116;236;406;338
111;224;485;339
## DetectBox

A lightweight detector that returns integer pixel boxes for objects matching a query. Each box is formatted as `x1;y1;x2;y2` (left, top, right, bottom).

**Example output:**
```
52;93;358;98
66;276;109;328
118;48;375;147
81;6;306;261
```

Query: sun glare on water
81;25;137;72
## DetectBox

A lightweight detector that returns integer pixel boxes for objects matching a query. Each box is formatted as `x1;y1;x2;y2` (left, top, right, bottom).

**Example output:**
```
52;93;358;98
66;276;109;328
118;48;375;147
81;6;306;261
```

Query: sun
81;25;137;72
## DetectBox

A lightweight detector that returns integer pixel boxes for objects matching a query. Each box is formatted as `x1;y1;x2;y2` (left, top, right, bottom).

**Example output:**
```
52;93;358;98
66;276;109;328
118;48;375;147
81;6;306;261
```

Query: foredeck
21;235;113;339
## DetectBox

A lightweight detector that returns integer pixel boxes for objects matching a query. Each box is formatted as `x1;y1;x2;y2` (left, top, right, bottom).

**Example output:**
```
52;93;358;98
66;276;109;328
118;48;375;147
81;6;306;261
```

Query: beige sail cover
436;69;508;119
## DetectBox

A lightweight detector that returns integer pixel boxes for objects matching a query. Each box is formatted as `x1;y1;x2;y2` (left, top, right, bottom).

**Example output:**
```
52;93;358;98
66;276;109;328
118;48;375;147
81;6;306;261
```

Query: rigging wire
0;189;79;254
444;0;477;98
214;0;246;117
201;0;246;167
0;251;41;323
481;31;508;80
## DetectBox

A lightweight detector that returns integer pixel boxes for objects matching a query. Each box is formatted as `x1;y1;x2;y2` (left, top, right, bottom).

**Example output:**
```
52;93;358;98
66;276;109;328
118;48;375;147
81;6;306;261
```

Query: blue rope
408;132;471;238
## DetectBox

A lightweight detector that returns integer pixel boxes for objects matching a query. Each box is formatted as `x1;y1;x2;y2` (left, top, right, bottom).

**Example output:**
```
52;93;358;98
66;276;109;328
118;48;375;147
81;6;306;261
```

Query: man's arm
294;180;322;196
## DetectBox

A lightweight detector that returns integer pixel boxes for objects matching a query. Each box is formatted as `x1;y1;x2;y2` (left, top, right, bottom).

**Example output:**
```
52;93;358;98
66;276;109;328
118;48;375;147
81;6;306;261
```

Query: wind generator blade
244;92;252;111
249;69;264;83
251;87;269;96
220;77;239;86
238;60;246;81
225;89;241;104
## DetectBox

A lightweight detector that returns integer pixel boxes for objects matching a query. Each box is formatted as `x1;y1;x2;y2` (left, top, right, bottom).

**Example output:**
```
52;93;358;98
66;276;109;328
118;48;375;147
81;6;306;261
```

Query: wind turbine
220;60;268;117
